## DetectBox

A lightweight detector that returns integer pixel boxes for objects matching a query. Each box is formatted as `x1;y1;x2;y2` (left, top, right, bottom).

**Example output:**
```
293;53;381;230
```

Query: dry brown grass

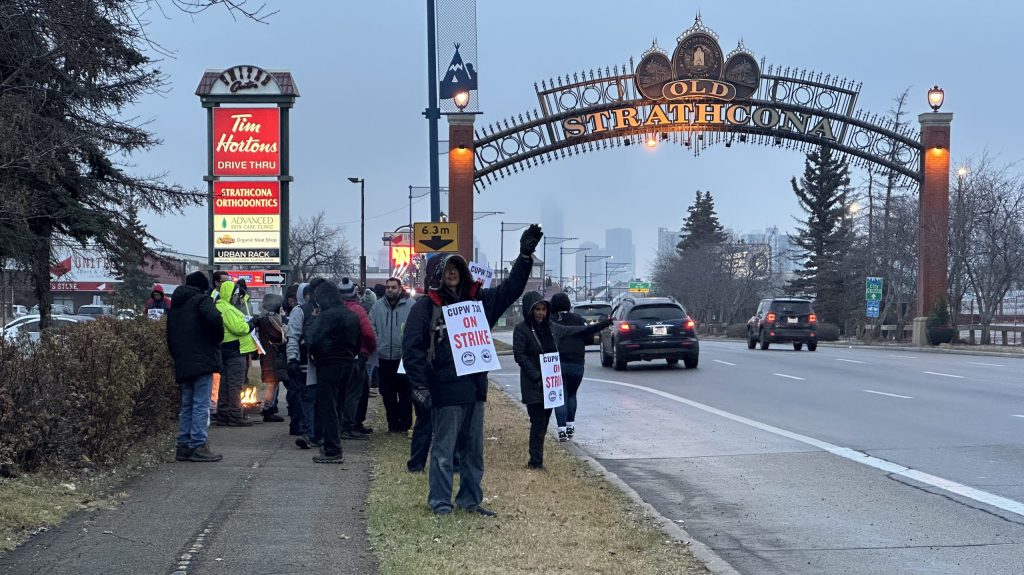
0;432;171;552
367;383;711;575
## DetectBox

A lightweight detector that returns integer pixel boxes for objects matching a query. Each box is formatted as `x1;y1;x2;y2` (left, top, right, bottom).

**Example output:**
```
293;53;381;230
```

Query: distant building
657;227;680;260
604;228;635;282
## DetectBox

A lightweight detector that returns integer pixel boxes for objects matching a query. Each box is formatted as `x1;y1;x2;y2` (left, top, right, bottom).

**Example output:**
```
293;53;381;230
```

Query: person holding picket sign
512;291;611;470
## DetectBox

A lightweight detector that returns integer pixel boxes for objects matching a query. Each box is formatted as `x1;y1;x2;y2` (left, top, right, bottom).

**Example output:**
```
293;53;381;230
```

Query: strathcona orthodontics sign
559;22;838;143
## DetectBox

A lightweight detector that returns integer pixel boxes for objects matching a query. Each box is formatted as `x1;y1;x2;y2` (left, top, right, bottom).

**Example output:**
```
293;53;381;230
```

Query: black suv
747;298;818;351
571;301;613;345
600;296;699;370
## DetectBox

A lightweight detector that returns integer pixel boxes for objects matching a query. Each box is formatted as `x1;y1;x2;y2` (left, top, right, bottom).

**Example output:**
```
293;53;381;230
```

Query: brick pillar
448;114;476;263
916;112;952;319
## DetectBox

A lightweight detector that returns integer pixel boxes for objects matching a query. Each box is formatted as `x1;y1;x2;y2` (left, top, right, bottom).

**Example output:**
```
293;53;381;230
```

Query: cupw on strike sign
443;301;501;376
213;107;280;176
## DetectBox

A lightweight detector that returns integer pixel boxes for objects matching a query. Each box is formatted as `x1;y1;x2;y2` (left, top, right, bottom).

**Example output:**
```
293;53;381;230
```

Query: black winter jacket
307;282;361;369
513;291;610;405
166;285;224;383
549;292;592;365
403;253;532;408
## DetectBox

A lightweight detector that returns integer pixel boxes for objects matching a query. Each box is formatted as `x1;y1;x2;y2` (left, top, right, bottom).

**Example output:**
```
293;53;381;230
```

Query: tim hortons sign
213;107;281;176
561;19;837;142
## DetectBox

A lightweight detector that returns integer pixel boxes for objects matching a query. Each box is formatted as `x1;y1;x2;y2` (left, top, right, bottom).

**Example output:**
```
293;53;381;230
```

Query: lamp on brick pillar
913;87;952;345
448;114;476;262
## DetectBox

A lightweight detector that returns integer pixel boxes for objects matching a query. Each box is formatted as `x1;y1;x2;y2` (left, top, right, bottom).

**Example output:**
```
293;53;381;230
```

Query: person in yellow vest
214;280;257;426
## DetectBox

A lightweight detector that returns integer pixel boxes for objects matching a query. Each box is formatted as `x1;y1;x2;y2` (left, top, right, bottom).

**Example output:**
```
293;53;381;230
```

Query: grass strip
367;383;710;575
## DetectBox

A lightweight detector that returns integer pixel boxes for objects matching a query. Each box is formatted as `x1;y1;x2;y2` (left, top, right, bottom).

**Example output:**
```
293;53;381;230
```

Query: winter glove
287;359;301;381
411;388;432;411
519;224;543;257
599;318;614;330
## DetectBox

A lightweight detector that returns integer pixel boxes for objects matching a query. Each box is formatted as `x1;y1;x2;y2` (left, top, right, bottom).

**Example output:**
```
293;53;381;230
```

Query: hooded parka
513;291;611;405
215;280;257;354
403;253;532;408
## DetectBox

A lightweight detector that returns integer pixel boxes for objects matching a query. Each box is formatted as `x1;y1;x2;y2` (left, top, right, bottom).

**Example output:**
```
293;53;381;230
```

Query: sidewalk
0;414;377;575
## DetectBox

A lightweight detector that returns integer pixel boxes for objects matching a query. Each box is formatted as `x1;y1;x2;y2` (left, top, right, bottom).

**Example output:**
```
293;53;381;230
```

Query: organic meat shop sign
559;21;837;143
213;107;280;176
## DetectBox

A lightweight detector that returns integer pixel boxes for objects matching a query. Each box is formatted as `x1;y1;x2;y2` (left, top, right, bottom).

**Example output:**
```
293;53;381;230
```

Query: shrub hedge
0;317;177;473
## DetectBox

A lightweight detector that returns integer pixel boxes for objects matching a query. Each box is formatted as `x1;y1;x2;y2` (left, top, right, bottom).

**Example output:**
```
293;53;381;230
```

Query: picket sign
443;300;501;376
541;352;564;409
468;261;494;288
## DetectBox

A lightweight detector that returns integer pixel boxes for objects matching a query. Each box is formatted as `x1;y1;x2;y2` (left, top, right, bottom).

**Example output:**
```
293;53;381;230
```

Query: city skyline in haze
128;2;1024;278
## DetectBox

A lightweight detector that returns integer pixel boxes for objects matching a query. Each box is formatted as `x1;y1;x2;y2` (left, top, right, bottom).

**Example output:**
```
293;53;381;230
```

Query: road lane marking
924;371;965;379
863;389;913;399
583;376;1024;519
773;373;805;380
888;355;916;359
835;358;865;364
713;360;736;366
967;362;1005;367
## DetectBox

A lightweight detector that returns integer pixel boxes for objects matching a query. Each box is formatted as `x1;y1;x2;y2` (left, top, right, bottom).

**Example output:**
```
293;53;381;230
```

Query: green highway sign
628;281;651;293
865;276;882;300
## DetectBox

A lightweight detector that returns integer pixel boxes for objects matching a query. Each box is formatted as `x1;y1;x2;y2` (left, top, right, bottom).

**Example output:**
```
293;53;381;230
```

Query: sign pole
426;0;442;221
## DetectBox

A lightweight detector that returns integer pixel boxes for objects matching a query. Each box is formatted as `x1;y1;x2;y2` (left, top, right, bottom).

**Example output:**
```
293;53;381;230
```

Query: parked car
12;305;29;318
3;314;94;343
77;304;115;317
600;296;699;370
116;308;138;320
746;297;818;351
571;301;613;345
30;304;75;315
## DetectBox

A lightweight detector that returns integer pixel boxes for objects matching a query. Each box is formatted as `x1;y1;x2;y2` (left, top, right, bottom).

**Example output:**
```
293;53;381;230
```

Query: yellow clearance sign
413;221;459;253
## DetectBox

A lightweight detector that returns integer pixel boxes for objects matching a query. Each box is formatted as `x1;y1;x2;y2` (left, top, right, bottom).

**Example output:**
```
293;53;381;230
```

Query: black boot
175;445;193;461
188;443;223;462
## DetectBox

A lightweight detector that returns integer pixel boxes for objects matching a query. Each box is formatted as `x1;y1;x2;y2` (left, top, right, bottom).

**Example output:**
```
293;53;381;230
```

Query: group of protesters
166;223;611;516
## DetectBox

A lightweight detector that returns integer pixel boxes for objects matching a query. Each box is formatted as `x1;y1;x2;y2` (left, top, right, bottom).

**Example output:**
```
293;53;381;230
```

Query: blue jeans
554;362;585;427
178;374;214;449
428;402;484;512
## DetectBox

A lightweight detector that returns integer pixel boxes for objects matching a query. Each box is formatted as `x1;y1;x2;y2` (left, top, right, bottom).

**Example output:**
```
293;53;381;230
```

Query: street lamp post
584;254;611;300
348;177;366;289
499;221;531;283
605;261;631;302
559;246;589;295
541;236;576;295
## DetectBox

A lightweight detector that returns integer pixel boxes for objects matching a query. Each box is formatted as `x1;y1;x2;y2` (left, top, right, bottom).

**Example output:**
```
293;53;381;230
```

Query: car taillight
684;318;695;330
766;312;777;323
618;323;631;332
809;313;817;323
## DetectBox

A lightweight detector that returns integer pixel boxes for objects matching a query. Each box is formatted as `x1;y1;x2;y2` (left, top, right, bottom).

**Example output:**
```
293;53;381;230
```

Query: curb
704;336;1024;359
492;381;742;575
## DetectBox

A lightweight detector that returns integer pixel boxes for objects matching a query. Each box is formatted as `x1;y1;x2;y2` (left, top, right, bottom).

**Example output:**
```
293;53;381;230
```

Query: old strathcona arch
445;16;951;343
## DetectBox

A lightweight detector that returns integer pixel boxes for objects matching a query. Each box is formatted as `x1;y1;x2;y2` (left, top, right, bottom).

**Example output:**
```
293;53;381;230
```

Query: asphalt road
491;334;1024;574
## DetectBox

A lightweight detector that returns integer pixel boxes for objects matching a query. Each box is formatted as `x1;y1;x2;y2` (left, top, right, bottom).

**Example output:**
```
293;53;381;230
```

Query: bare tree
289;212;356;282
951;155;1024;343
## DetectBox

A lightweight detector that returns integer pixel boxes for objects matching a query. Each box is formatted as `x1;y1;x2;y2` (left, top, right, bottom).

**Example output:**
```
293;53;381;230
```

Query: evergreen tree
0;1;268;329
787;146;855;330
677;190;727;253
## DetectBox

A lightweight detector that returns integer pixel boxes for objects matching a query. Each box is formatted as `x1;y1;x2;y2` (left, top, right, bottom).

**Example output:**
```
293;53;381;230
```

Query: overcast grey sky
133;1;1023;277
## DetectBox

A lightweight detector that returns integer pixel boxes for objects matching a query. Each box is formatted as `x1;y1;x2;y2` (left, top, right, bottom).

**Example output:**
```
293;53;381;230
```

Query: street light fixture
584;254;611;300
453;90;470;110
605;261;631;302
499;221;531;283
473;211;504;220
347;177;366;290
559;246;589;295
541;236;576;295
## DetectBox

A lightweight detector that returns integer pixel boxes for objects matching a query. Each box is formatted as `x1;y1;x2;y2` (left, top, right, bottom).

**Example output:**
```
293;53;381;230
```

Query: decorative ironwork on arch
473;30;922;191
